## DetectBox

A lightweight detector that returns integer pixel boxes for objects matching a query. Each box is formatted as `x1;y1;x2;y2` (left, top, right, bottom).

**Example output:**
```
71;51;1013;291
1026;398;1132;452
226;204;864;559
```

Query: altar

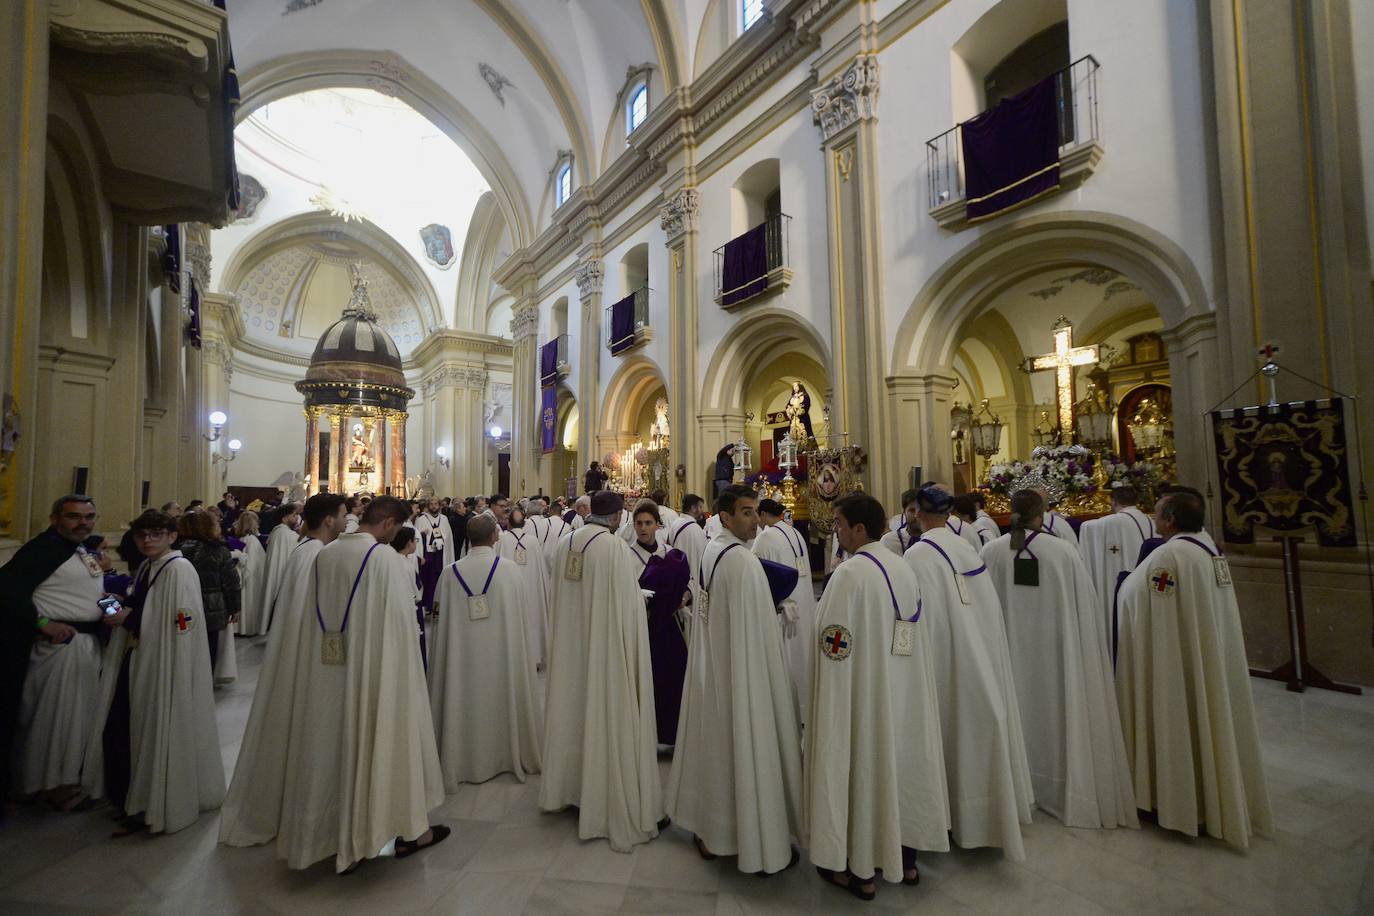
294;266;413;497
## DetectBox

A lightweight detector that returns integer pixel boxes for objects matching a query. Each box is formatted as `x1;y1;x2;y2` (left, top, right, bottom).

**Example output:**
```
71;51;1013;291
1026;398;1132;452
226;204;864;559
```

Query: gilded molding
811;54;880;143
574;259;605;300
659;188;701;241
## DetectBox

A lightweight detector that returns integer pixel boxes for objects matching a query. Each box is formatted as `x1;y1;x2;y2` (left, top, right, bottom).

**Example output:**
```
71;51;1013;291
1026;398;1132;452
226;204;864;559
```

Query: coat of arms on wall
419;223;455;269
231;174;267;223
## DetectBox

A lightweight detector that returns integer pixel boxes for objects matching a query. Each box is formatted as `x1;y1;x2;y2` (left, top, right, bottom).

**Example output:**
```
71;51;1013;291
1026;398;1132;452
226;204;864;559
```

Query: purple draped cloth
541;386;557;453
609;293;636;355
639;548;690;745
539;340;559;387
721;222;769;306
418;544;446;612
962;74;1060;222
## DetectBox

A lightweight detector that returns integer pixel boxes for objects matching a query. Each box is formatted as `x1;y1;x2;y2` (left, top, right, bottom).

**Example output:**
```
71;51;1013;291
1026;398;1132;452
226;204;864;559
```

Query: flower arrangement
986;444;1096;496
1104;457;1165;495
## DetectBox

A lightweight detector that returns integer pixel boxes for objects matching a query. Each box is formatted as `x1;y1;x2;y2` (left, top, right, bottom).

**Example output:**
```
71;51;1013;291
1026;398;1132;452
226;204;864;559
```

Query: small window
627;84;648;135
556;163;572;207
741;0;765;32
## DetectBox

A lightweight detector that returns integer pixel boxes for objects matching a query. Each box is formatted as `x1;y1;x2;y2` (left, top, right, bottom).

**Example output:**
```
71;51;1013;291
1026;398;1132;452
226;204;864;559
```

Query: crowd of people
0;475;1270;899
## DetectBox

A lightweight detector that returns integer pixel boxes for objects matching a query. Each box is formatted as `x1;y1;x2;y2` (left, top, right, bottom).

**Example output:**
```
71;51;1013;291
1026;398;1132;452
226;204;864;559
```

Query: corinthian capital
659;188;700;242
575;259;604;300
811;55;879;144
509;305;540;342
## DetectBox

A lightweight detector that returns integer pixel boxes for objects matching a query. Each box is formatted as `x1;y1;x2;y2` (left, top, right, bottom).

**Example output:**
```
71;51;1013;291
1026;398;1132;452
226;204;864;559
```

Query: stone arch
237;50;533;248
891;211;1209;375
600;354;668;447
701;306;832;412
42;111;111;350
219;211;444;334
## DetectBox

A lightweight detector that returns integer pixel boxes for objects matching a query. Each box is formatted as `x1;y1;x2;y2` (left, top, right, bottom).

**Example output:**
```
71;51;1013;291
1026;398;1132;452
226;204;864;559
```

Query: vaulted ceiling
226;0;692;246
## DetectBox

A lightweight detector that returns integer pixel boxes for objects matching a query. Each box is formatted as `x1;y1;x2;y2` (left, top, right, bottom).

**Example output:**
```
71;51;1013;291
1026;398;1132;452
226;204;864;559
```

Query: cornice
408;327;515;367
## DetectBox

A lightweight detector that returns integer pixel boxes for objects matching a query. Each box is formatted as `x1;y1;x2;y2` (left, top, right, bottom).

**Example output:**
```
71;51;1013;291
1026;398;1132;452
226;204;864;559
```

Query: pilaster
660;187;701;501
508;303;540;497
885;373;958;504
574;257;604;481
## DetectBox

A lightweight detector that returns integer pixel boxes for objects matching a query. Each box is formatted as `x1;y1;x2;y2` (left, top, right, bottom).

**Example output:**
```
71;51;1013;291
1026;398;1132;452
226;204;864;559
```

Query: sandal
111;815;146;839
816;866;876;901
693;834;717;861
901;847;920;885
394;824;451;859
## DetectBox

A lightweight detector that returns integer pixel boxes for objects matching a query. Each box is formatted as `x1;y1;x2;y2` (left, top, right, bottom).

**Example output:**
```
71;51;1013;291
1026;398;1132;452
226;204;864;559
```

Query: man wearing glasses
0;495;108;814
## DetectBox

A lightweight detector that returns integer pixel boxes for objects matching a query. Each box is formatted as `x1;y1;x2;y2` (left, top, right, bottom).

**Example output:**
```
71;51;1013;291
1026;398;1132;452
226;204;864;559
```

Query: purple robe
635;545;690;745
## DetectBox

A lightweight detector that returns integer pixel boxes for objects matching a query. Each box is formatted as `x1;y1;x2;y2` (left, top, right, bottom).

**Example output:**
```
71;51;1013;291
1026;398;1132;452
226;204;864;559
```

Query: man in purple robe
627;500;690;750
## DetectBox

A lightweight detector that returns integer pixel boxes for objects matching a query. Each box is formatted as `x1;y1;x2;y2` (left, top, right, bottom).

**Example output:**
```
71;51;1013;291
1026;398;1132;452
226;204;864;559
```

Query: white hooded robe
235;535;268;635
752;521;817;725
666;530;803;874
806;544;950;880
1115;531;1272;849
431;546;542;788
981;531;1138;829
539;524;662;851
1078;507;1156;640
904;527;1032;860
498;527;550;671
260;524;299;632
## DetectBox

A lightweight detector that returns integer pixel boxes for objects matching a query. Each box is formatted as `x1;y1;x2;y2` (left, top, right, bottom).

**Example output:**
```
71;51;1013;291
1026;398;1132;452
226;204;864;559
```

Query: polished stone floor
2;637;1373;915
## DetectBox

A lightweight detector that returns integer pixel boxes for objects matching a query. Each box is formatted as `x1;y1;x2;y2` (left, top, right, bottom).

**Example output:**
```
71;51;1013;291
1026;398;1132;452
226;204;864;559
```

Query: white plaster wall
224;357;308;488
877;0;1217;369
1351;0;1374;271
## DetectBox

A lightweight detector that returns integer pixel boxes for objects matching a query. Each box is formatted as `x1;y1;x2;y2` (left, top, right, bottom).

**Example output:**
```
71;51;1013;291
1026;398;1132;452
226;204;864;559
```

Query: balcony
713;213;793;310
540;334;571;386
606;287;652;355
926;55;1102;231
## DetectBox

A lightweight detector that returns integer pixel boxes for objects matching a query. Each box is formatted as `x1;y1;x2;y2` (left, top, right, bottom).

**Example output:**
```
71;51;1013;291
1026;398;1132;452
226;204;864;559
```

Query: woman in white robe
981;490;1138;830
232;511;268;635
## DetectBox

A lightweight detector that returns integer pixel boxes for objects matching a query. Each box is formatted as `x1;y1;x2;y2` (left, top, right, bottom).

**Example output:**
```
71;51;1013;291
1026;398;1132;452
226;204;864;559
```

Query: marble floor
2;639;1373;916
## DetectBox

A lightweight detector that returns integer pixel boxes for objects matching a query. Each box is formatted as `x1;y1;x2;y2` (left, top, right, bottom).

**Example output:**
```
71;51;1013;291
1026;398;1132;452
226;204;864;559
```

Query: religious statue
272;470;310;504
785;381;815;443
405;466;436;500
648;397;670;450
349;423;372;468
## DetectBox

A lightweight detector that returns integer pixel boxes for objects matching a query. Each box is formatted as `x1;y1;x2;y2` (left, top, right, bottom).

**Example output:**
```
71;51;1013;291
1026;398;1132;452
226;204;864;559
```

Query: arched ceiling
227;0;668;211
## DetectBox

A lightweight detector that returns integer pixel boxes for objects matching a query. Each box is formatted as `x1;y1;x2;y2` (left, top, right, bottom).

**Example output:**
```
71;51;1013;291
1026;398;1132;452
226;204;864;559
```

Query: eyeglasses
131;530;172;540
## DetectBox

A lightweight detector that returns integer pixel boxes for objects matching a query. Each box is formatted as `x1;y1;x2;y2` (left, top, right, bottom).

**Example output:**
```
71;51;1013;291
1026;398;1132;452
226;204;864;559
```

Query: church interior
2;0;1374;912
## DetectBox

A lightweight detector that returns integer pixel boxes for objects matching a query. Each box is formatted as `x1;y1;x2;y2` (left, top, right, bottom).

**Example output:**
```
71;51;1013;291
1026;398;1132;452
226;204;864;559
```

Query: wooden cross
1025;317;1100;438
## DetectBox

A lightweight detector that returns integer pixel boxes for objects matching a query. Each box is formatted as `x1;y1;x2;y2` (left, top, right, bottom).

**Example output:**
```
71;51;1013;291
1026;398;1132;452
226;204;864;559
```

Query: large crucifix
1025;316;1100;440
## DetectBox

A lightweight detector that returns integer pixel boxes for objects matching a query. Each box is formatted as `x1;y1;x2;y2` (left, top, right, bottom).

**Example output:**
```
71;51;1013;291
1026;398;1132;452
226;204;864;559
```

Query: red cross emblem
1150;568;1176;595
1257;343;1281;361
175;610;194;633
820;624;852;660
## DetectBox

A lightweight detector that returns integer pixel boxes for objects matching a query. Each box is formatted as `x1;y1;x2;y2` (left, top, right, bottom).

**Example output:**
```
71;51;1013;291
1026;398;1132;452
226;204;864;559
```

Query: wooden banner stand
1249;534;1362;695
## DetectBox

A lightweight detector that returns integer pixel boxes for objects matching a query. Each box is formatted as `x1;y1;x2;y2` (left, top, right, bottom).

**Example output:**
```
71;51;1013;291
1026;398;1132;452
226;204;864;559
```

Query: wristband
35;616;50;631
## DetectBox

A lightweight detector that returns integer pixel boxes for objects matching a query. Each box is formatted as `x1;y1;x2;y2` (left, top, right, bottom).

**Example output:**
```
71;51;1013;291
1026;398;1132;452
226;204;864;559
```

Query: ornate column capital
184;222;212;290
510;304;540;342
659;188;701;242
811;54;879;144
574;259;605;300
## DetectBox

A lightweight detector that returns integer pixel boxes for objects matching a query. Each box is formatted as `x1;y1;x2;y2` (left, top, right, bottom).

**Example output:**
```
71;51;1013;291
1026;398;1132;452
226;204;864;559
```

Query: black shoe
395;824;451;859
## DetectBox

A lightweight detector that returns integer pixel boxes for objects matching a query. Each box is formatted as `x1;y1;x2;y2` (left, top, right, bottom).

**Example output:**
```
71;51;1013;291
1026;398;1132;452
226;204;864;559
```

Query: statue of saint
785;381;815;443
350;424;372;468
648;396;670;450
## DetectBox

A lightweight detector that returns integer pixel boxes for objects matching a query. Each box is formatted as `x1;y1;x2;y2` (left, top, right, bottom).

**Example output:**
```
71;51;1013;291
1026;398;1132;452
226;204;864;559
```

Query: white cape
235;535;268;635
125;553;226;833
944;517;984;551
904;528;1032;859
981;532;1138;829
1115;532;1272;849
972;514;1002;548
752;522;817;725
539;525;662;851
1078;508;1155;640
431;547;542;789
219;537;324;847
806;544;949;880
1044;511;1079;547
498;528;550;671
878;527;917;558
667;531;803;874
666;518;707;639
276;533;443;871
260;525;299;632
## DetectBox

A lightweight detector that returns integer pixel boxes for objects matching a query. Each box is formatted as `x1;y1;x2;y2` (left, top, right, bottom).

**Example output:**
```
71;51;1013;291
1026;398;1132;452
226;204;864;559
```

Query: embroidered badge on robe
1150;567;1177;596
697;589;710;625
174;609;195;634
320;632;346;665
565;552;584;581
891;620;915;656
1213;555;1232;588
78;547;103;577
469;594;490;620
514;545;527;565
820;623;852;660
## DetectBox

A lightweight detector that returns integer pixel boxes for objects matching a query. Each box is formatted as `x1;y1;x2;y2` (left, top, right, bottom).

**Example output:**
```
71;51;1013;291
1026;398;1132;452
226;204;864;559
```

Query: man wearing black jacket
0;495;104;807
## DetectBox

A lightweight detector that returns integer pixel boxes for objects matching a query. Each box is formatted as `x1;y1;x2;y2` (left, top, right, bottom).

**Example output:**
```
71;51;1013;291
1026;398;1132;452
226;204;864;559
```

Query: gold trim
964;181;1062;224
964;163;1059;205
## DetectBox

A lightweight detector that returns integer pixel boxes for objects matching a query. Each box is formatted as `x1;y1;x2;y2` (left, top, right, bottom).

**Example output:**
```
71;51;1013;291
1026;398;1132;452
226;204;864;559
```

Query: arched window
556;162;572;207
626;84;648;135
741;0;765;32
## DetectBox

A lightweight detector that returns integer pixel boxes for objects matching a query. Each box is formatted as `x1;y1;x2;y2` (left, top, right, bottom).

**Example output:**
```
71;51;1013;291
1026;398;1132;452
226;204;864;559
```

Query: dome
295;266;415;411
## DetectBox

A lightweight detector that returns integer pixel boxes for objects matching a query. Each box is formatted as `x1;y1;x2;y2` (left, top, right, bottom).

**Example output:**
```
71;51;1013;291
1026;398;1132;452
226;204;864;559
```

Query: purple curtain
609;293;635;354
540;386;558;453
540;340;559;387
721;222;769;306
961;74;1060;222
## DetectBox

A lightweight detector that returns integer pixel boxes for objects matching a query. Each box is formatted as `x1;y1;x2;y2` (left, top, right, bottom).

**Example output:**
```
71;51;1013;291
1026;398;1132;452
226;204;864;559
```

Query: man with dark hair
880;489;922;556
273;493;447;871
808;492;948;900
415;497;455;614
0;495;105;809
583;461;608;495
967;492;1002;546
187;500;205;512
160;501;184;518
221;491;346;849
1114;487;1271;849
712;443;737;501
903;485;1032;860
485;494;511;532
668;484;802;874
950;494;989;547
681;493;706;525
